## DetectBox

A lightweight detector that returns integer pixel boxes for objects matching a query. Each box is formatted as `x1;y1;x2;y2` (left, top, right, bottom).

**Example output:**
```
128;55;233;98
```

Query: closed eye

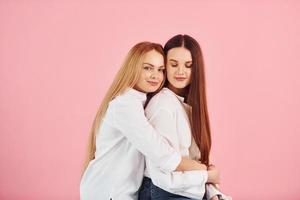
169;59;178;67
185;62;192;68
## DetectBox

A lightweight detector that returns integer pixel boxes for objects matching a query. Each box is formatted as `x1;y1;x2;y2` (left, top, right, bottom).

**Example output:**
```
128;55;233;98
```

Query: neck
167;83;188;97
133;86;147;94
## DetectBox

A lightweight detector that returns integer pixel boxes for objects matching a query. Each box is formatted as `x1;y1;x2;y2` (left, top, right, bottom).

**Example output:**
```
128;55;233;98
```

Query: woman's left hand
210;195;219;200
208;164;221;189
208;164;216;170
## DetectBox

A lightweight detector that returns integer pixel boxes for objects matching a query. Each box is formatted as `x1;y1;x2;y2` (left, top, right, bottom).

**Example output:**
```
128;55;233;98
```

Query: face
134;49;165;93
166;47;192;91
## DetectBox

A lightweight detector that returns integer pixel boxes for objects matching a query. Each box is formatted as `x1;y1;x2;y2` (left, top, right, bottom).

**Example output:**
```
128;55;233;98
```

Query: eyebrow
169;59;178;63
143;62;154;67
169;59;192;63
143;63;165;68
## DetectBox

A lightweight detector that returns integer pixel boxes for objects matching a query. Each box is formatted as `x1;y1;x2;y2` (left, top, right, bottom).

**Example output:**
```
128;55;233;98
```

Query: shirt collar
125;88;147;106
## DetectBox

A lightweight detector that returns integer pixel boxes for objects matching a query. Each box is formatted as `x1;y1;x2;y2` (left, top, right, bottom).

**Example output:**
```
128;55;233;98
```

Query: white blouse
80;88;182;200
144;87;228;200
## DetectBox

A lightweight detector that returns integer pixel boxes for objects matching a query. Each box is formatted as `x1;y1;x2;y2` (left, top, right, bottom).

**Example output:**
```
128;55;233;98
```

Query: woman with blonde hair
80;42;208;200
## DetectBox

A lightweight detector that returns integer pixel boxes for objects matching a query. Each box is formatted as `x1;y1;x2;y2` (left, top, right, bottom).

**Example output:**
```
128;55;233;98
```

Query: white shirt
80;88;181;200
144;88;229;200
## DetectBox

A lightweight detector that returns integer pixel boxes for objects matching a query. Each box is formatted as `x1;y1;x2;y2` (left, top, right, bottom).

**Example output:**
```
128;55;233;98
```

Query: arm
206;165;231;200
206;184;232;200
147;160;208;199
142;106;207;198
112;97;200;173
176;157;207;171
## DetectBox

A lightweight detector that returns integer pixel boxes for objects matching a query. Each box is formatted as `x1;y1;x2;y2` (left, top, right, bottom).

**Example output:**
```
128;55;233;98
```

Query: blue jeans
138;177;206;200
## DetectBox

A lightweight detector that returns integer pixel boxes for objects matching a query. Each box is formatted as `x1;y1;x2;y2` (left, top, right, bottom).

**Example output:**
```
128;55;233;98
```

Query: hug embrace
80;34;232;200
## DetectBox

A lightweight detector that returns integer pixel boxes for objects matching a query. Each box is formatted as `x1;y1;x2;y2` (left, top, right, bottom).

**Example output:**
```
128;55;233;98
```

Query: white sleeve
145;106;208;199
148;165;208;199
206;184;232;200
112;97;181;173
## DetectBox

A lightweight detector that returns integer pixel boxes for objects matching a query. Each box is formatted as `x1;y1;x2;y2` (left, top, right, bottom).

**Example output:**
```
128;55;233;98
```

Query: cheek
137;71;146;85
136;77;143;87
166;67;175;78
186;69;192;82
139;71;149;80
159;72;165;81
166;71;172;82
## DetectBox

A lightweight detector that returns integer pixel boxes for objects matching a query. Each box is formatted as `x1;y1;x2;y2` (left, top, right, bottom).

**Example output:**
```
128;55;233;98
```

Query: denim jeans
138;177;206;200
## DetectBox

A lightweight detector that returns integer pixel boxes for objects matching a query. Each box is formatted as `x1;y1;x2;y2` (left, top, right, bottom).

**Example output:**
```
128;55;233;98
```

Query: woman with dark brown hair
138;35;231;200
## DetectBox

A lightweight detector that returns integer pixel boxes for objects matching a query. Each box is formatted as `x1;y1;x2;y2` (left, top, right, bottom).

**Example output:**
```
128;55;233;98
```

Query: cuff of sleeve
181;170;208;188
206;184;230;200
203;170;208;183
159;152;181;173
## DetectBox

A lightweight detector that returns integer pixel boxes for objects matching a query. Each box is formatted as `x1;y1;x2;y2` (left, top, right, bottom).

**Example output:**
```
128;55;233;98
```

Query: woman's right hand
195;161;208;171
176;157;207;171
207;165;220;184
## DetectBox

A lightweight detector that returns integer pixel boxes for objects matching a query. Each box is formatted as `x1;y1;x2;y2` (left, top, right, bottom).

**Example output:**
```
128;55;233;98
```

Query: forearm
113;101;182;173
175;157;207;171
146;159;207;199
207;170;218;183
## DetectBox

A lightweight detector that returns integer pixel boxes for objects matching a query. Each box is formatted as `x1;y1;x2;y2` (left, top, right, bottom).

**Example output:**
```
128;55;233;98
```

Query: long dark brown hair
164;34;212;166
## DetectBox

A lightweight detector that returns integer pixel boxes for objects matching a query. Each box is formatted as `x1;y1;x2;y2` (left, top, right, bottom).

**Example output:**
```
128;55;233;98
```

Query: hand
207;166;220;184
176;157;208;171
208;164;216;170
213;183;220;190
210;195;219;200
193;160;207;170
208;164;222;187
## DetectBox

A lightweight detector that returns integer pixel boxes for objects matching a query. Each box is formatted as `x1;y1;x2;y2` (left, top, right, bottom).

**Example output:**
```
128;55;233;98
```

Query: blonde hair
82;42;165;174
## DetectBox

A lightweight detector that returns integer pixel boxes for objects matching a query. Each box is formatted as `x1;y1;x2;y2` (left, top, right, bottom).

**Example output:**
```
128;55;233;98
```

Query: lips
174;77;186;81
147;81;159;86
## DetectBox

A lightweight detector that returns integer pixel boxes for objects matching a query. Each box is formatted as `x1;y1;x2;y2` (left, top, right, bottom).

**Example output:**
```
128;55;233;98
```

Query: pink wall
1;1;299;199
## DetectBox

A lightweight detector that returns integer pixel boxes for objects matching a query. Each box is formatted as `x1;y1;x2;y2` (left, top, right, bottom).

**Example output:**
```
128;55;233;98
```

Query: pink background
1;1;300;199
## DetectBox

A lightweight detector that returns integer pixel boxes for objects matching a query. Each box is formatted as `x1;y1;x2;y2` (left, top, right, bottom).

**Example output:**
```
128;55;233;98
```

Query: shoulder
110;91;141;106
109;91;144;114
146;88;179;114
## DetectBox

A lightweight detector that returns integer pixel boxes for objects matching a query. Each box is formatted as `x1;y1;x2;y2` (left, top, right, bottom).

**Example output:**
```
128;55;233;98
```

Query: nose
150;70;159;79
177;65;184;75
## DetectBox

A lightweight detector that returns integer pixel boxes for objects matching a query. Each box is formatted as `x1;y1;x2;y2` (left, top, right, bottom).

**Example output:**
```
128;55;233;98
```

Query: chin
149;89;158;93
174;84;187;89
170;82;186;89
